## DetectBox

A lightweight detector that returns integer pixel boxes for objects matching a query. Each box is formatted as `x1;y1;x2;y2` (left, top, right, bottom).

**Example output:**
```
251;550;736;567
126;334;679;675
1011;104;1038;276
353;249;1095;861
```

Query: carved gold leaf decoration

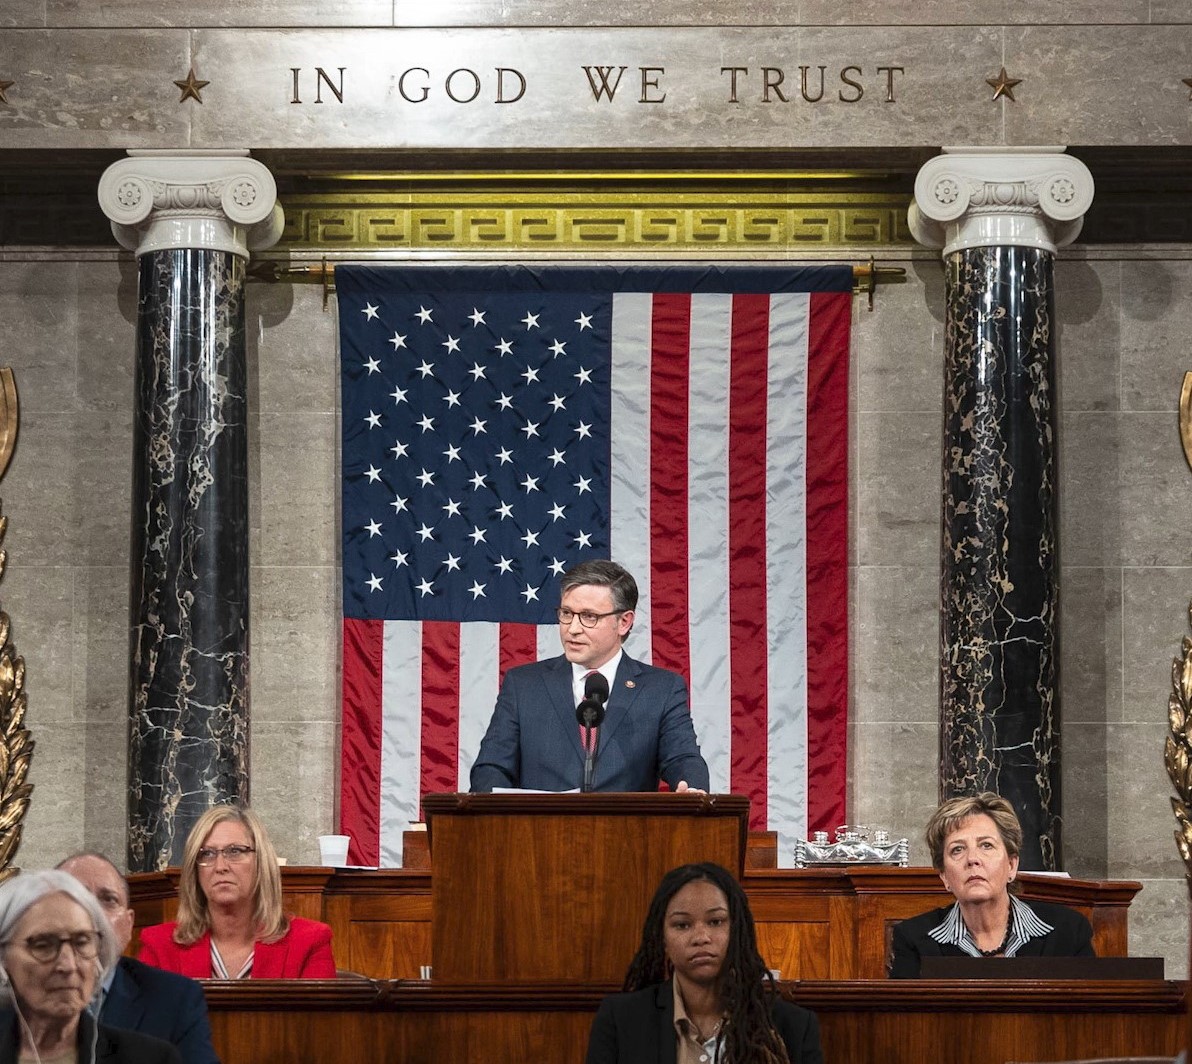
1180;371;1192;472
1166;613;1192;891
0;499;32;884
0;369;17;481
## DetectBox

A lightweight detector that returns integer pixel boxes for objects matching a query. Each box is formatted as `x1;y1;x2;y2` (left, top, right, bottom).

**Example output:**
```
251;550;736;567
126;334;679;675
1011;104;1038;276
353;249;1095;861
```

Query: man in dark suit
58;854;220;1064
470;559;710;793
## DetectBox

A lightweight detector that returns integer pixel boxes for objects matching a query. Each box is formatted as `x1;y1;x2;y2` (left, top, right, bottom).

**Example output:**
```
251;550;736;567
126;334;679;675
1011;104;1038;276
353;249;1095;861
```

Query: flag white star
442;498;462;517
389;332;407;349
469;580;486;599
443;553;461;572
521;311;540;329
416;306;434;324
521;474;540;492
417;578;435;596
575;530;593;548
416;523;435;542
417;468;435;487
496;447;514;465
521;421;540;439
364;357;381;374
469;417;487;436
575;421;592;439
362;303;379;321
495;501;514;520
390;385;408;405
365;519;382;538
367;573;383;591
496;556;514;574
548;339;566;357
469;363;486;381
365;465;382;483
469;308;486;326
365;411;382;429
521;584;540;601
390;550;409;567
469;526;487;544
496;393;514;411
416;361;435;378
417;414;435;433
495;338;513;356
390;440;409;459
443;389;461;408
522;367;540;385
468;472;486;490
521;529;540;548
391;495;408;512
548;557;566;576
548;394;566;412
574;366;593;385
575;312;593;330
575;476;592;494
548;502;566;522
442;335;461;353
443;443;462;463
547;448;566;466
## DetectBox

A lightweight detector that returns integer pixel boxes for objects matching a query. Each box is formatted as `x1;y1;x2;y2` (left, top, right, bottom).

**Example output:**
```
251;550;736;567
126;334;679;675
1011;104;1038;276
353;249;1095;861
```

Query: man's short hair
560;560;638;614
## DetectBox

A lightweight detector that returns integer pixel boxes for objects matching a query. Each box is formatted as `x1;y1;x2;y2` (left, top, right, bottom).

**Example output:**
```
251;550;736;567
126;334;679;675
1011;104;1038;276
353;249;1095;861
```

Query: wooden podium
423;792;749;984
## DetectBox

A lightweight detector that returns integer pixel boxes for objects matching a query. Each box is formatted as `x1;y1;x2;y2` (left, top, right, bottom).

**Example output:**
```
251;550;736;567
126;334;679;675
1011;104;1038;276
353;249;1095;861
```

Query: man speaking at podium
470;560;710;794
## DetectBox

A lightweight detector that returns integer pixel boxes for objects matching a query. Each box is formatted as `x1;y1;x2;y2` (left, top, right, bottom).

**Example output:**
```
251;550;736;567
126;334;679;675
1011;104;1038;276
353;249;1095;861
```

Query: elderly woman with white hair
0;870;181;1063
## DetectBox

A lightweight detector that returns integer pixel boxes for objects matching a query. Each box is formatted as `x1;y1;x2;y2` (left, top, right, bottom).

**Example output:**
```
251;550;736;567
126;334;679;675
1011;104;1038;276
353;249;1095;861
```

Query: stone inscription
288;64;905;106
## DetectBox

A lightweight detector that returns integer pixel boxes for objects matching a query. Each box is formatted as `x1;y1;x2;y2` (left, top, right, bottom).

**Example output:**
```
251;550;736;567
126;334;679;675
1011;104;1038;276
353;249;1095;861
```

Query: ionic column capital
908;147;1095;258
98;150;284;258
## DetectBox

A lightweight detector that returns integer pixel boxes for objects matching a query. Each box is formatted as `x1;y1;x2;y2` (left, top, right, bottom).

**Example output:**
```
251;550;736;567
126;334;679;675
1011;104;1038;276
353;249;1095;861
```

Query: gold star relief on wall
0;79;14;105
985;67;1022;102
173;68;210;104
1182;77;1192;100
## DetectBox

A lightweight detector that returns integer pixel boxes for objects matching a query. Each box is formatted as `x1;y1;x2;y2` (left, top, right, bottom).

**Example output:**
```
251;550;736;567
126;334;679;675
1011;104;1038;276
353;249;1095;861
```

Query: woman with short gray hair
0;869;180;1062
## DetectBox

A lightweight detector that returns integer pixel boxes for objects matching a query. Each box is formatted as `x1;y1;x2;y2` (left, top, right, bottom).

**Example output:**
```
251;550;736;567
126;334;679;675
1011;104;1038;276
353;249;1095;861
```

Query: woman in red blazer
138;805;336;980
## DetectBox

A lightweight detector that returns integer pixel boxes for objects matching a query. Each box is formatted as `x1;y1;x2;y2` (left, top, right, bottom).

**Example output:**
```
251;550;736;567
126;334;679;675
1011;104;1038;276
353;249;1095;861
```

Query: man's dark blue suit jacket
99;956;220;1064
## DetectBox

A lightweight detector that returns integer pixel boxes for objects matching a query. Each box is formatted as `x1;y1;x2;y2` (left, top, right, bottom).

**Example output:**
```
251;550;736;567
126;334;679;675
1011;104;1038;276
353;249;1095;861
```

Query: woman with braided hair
585;862;823;1064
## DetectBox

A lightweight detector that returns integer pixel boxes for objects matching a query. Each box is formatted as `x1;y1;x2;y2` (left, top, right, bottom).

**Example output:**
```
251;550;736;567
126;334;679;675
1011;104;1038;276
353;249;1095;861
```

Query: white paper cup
318;834;351;867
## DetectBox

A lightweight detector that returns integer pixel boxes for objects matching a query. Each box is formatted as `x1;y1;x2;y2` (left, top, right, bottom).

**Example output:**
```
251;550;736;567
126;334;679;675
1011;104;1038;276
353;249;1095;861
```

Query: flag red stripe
420;622;461;813
804;291;851;832
727;294;771;830
648;293;692;684
499;622;540;683
340;617;384;866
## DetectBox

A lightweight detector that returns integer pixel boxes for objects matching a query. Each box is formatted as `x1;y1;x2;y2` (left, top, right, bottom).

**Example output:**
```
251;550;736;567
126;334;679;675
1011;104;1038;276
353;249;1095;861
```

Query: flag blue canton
341;277;612;623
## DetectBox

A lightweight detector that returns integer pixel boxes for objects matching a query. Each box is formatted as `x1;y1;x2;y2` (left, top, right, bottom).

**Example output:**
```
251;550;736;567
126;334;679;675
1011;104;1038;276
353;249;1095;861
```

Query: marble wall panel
41;0;390;28
249;564;339;725
0;563;73;724
1055;259;1120;413
247;282;336;415
850;721;940;863
1129;879;1189;979
1107;721;1186;879
72;565;132;729
854;565;938;724
1122;566;1192;726
0;0;44;29
1059;566;1121;726
0;260;81;414
0;30;190;147
1117;413;1192;567
1119;257;1192;412
1058;411;1123;568
249;720;338;867
76;259;137;413
856;411;940;568
1061;721;1109;877
1005;26;1192;146
17;721;90;868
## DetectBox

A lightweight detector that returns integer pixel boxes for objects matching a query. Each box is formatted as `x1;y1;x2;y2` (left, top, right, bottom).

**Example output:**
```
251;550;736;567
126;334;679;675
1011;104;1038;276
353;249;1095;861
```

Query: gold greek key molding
277;178;915;251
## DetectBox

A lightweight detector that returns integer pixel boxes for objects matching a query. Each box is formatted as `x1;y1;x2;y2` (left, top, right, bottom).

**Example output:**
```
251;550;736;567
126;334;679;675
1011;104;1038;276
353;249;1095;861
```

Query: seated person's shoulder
138;921;178;945
893;904;954;938
121;955;205;995
289;916;333;941
101;1023;184;1064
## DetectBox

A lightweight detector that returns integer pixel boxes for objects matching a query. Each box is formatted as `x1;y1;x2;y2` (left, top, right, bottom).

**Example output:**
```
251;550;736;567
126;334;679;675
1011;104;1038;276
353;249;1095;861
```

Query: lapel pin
625;680;635;688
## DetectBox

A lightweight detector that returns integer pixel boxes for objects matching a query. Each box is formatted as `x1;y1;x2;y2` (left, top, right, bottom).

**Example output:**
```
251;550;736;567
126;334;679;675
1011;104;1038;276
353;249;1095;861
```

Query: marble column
98;152;283;871
909;148;1094;870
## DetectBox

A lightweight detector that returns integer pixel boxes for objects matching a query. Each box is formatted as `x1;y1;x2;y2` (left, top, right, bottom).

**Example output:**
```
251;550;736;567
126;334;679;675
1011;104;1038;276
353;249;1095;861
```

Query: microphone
576;672;609;792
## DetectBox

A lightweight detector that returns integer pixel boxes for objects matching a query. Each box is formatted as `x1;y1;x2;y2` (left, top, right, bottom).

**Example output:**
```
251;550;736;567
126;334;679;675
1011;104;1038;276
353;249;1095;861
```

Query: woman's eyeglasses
6;931;102;964
196;845;256;866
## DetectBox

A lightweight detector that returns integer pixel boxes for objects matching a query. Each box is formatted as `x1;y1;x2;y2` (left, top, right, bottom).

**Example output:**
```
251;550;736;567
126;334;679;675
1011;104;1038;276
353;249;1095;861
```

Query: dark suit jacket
0;1006;182;1064
469;653;710;793
99;956;220;1064
584;982;823;1064
889;899;1096;978
137;918;336;979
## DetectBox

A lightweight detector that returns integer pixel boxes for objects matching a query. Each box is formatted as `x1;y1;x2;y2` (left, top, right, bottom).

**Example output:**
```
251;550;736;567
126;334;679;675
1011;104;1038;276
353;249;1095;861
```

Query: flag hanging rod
247;258;906;312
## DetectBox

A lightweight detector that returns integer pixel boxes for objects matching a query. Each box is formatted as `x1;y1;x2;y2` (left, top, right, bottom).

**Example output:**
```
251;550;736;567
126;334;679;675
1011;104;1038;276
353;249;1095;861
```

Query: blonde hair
924;792;1023;872
173;805;289;946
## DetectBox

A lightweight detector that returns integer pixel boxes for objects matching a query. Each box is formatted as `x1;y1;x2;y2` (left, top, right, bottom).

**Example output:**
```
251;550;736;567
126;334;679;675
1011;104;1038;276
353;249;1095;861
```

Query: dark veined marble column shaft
99;152;282;871
126;248;251;870
940;245;1059;870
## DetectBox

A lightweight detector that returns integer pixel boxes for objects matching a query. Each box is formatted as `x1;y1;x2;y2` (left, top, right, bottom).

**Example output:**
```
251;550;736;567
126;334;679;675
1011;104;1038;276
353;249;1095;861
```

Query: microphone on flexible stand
576;671;610;792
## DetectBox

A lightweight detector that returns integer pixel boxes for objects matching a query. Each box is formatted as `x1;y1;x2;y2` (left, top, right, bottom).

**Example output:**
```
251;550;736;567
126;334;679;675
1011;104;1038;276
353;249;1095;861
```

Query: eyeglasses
556;607;621;629
5;931;102;964
196;845;256;866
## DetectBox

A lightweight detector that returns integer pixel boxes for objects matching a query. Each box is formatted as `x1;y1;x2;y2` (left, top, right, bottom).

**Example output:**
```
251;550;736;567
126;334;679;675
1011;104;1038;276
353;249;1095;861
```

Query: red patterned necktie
579;670;600;752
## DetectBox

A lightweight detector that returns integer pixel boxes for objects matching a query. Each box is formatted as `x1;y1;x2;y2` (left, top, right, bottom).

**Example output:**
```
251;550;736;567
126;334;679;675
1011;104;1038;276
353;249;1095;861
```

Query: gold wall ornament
1166;603;1192;891
1181;371;1192;472
0;368;18;481
0;505;32;884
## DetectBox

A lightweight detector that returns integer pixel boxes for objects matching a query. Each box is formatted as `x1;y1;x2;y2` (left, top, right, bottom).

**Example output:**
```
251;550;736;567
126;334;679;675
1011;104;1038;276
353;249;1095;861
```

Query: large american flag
337;264;851;867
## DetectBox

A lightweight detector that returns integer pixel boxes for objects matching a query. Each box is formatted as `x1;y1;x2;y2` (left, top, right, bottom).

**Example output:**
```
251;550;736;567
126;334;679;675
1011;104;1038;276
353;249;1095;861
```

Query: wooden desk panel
201;981;1186;1064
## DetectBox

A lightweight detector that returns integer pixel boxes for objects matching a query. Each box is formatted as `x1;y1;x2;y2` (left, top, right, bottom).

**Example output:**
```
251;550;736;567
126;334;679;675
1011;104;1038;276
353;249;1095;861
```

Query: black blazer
100;956;220;1064
889;899;1095;978
584;981;823;1064
0;1006;182;1064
